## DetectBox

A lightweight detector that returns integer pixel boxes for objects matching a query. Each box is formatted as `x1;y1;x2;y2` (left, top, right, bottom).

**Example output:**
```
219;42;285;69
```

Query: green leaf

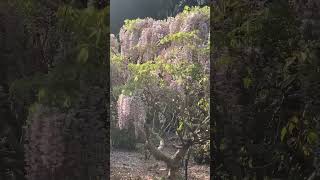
89;29;97;38
248;158;253;168
124;18;142;31
281;75;296;89
280;127;287;142
28;103;38;114
302;145;311;156
288;122;294;134
184;6;190;11
243;77;252;89
177;121;184;132
77;47;89;63
307;131;318;144
96;30;101;45
38;88;46;102
291;116;298;123
63;96;71;108
301;52;307;61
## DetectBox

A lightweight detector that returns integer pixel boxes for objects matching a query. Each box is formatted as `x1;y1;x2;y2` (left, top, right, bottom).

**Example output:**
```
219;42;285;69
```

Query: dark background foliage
0;0;109;179
211;0;320;179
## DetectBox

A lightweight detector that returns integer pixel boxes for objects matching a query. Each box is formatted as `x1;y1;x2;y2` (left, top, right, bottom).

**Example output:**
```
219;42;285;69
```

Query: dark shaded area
211;0;320;179
0;0;109;179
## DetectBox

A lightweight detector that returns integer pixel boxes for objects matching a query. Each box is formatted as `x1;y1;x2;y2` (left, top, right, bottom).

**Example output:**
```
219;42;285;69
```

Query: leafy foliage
1;0;109;179
123;18;143;31
211;0;320;179
159;31;200;45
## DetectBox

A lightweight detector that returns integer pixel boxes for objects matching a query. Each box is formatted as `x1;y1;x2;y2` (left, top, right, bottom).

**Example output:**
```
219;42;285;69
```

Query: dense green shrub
111;127;137;150
211;0;320;179
192;141;210;164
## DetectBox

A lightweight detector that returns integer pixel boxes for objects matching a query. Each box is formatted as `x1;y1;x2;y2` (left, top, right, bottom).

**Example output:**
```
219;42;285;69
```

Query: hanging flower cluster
117;94;146;140
25;104;65;179
116;6;209;69
110;34;119;55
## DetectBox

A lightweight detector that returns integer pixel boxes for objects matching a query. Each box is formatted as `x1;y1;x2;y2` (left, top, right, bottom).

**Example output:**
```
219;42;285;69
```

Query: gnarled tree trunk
144;124;191;179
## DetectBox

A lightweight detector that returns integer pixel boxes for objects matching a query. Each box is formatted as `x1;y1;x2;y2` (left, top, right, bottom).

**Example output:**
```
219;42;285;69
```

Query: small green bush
192;141;210;164
111;126;137;150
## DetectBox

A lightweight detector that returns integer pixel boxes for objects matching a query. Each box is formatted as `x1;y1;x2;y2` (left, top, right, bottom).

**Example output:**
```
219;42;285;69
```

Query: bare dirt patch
110;149;209;180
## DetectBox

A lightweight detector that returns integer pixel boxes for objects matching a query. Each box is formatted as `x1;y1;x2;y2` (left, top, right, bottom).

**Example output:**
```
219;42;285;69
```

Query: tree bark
144;125;191;179
184;148;191;180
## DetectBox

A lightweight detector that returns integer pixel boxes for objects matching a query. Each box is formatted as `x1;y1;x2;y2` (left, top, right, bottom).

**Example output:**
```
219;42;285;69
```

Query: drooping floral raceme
117;94;146;140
